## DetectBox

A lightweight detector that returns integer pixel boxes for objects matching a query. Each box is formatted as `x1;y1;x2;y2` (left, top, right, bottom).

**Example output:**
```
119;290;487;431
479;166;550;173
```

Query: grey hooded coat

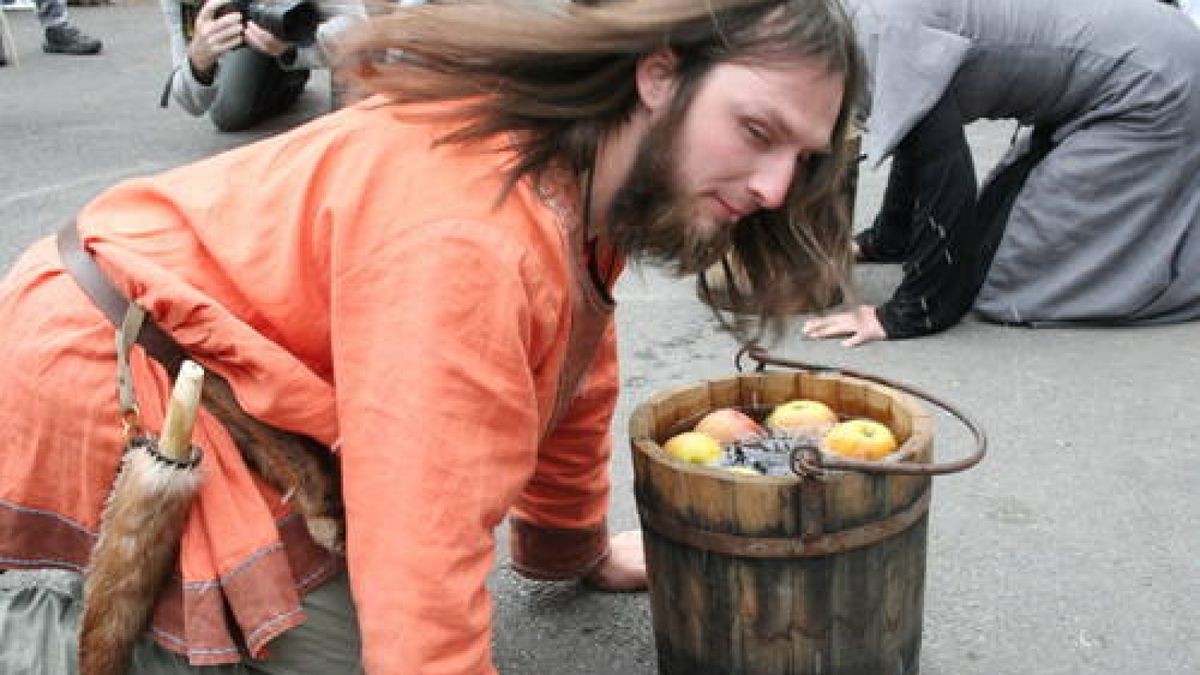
846;0;1200;326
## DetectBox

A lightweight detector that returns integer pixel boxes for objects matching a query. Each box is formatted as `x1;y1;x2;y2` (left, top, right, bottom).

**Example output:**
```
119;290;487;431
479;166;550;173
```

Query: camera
217;0;321;46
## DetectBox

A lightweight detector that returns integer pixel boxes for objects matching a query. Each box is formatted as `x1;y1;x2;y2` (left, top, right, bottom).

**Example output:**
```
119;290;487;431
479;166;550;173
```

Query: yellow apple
662;431;723;465
823;419;898;460
693;408;766;445
765;399;838;435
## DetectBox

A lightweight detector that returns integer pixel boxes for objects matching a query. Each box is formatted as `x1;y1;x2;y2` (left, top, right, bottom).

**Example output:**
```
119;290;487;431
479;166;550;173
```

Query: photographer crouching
160;0;365;131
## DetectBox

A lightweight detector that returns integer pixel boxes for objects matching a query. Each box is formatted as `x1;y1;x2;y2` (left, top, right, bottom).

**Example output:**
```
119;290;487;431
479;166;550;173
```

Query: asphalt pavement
2;3;1198;674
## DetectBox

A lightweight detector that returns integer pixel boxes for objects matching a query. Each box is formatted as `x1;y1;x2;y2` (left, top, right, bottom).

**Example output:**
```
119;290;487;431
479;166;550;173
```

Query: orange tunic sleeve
330;214;553;674
508;323;618;579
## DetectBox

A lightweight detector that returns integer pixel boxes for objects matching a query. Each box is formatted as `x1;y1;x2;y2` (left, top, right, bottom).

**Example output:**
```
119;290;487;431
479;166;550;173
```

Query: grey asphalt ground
2;3;1199;674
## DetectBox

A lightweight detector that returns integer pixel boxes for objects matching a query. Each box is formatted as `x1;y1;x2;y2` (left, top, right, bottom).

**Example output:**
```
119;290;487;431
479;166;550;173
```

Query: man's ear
635;48;680;114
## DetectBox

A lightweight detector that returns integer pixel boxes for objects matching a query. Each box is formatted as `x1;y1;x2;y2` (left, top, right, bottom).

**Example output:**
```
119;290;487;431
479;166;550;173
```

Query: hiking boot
42;24;103;55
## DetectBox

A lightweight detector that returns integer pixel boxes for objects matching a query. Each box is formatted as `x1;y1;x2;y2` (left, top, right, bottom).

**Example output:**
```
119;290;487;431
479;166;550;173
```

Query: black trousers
858;93;1053;338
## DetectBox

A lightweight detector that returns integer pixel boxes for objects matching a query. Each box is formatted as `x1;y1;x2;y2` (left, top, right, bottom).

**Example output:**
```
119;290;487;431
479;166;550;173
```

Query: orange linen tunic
0;99;620;673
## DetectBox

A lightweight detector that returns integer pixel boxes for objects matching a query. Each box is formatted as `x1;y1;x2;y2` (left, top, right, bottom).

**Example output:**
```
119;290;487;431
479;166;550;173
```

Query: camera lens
247;0;320;45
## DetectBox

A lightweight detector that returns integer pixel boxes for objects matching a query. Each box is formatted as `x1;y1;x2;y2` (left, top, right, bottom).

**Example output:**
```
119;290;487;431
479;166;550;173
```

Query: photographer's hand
188;0;245;82
244;22;291;58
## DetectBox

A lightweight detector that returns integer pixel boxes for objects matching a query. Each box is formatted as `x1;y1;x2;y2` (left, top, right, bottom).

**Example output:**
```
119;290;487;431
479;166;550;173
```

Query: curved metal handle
735;344;987;477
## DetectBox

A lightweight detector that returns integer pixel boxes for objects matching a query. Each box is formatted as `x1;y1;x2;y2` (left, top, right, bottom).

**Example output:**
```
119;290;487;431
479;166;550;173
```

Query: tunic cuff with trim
508;516;609;581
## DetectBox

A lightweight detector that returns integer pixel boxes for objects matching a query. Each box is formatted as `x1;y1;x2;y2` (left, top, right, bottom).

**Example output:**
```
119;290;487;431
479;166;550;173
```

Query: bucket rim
628;370;933;483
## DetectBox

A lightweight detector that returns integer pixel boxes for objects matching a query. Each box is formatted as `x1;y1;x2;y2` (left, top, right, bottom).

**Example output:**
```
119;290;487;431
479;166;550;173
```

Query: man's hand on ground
803;304;887;347
583;530;646;592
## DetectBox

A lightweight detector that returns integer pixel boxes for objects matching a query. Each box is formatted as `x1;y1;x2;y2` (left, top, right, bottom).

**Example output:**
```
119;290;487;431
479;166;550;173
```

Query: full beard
604;114;735;275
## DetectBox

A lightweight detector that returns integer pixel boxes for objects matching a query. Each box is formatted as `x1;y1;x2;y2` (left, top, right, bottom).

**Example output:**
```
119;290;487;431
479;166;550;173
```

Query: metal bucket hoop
734;344;987;478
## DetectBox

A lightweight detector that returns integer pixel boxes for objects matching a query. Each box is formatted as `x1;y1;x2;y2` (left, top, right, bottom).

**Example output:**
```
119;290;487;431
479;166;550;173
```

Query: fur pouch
78;374;344;674
200;373;345;552
79;439;202;675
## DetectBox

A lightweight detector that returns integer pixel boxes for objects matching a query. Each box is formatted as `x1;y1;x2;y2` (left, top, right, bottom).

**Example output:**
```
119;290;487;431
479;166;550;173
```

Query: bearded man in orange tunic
0;0;861;672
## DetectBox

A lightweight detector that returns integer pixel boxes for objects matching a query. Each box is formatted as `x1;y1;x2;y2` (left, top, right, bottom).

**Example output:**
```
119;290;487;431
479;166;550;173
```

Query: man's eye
743;122;770;145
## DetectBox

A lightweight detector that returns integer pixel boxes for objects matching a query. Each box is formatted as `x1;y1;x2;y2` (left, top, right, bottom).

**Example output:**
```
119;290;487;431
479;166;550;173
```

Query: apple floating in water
693;407;767;445
662;431;723;465
822;419;898;460
765;399;839;436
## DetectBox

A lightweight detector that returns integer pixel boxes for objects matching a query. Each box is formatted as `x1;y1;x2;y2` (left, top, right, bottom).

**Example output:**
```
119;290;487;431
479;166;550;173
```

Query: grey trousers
209;47;310;132
0;569;363;674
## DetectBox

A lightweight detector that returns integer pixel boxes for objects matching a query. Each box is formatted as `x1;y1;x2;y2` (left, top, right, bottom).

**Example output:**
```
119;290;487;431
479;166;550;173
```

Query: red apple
693;408;766;445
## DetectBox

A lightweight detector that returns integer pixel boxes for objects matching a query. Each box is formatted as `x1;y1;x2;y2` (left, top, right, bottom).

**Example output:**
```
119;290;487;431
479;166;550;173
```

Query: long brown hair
340;0;863;339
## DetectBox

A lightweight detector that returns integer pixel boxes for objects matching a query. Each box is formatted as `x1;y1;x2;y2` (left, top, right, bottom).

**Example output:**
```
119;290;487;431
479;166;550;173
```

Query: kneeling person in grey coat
805;0;1200;346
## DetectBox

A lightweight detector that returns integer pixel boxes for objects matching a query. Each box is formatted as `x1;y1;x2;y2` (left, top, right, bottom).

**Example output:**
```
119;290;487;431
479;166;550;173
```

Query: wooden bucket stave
630;371;934;675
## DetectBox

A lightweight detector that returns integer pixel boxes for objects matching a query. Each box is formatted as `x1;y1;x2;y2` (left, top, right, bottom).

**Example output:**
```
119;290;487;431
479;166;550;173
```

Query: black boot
43;23;102;55
853;226;910;264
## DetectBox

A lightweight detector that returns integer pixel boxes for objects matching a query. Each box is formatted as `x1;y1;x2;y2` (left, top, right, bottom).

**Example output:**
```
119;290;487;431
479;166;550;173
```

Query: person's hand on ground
583;530;646;592
188;0;246;78
803;304;887;347
244;21;291;58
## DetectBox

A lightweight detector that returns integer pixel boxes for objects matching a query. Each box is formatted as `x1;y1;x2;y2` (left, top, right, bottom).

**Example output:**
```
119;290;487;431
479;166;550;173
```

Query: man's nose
748;152;797;210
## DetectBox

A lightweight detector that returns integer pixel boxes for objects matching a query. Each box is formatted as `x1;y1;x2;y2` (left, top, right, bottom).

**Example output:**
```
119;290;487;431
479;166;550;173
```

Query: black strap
159;67;176;109
56;222;187;377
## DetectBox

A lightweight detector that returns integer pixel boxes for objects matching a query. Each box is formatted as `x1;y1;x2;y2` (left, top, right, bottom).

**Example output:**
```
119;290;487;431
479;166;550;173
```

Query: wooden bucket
629;370;935;675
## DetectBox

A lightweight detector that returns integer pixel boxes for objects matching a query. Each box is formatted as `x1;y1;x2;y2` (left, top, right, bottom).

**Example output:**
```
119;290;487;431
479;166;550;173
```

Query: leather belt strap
56;222;187;378
53;222;347;555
